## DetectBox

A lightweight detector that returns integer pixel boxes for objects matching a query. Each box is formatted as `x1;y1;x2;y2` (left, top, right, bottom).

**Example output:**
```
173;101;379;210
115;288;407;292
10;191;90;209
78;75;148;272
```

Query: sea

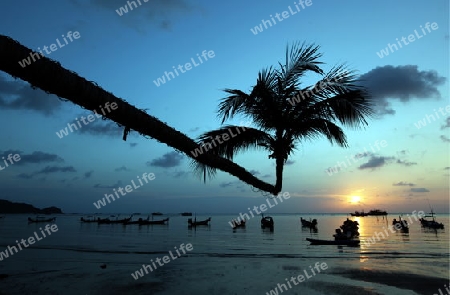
0;213;449;295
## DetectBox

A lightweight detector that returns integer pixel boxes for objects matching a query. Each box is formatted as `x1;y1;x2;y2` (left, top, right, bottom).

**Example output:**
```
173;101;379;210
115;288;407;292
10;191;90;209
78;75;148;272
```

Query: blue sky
0;0;449;214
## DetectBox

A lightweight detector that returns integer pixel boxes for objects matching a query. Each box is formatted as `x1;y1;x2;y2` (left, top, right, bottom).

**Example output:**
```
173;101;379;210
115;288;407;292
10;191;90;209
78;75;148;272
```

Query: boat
306;238;360;246
80;216;97;223
28;216;56;223
97;215;132;224
350;210;369;217
231;219;246;229
138;217;169;225
300;217;317;228
367;209;387;216
181;212;192;216
188;217;211;227
261;214;274;230
420;210;444;229
151;212;163;216
308;218;360;246
392;216;409;231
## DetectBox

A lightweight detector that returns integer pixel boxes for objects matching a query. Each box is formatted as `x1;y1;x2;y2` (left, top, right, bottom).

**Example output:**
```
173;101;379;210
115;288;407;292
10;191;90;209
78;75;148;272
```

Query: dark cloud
36;166;77;174
173;171;189;178
93;180;122;189
220;182;233;188
440;135;450;142
130;143;138;148
285;160;295;165
84;170;94;178
393;181;415;187
396;159;417;166
411;188;430;193
18;166;77;179
441;117;450;129
147;151;183;168
189;127;200;132
358;65;446;116
0;150;63;165
359;156;393;170
249;170;260;176
262;174;271;178
444;167;450;170
77;120;124;137
114;166;130;172
0;74;61;116
88;0;197;32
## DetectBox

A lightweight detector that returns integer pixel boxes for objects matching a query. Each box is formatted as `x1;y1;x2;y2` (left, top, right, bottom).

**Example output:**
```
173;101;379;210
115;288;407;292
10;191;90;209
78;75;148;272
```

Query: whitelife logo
18;31;81;68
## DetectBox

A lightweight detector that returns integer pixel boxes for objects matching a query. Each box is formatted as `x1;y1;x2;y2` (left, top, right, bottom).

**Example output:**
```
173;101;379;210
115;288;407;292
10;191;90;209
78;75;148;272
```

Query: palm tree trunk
0;34;278;195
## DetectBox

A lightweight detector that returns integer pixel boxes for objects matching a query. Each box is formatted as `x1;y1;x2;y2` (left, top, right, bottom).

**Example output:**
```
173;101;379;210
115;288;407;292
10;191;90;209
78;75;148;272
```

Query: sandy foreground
1;255;448;295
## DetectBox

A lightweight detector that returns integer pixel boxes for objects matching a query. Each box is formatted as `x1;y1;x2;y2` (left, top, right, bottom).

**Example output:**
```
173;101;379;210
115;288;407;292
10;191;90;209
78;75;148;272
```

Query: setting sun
350;196;361;204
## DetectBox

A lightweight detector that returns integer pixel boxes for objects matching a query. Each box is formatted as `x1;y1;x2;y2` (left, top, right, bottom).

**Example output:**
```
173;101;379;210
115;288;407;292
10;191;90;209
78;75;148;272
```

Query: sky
0;0;449;214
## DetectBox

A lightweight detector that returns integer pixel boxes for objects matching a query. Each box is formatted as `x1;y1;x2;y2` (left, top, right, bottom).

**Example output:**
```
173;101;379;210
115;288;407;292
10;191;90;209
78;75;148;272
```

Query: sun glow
350;195;361;204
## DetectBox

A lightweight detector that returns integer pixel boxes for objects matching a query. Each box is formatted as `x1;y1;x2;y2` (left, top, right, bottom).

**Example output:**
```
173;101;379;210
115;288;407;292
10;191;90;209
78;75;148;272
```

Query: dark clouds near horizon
147;151;183;168
358;65;447;116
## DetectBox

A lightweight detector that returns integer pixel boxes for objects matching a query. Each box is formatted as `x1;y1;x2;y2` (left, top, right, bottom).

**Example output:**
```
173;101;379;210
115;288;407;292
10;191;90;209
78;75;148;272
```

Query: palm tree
191;42;373;194
0;34;275;194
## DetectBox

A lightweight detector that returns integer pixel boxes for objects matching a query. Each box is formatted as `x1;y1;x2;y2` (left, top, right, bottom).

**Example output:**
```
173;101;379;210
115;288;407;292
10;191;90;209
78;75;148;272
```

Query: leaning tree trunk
0;34;279;195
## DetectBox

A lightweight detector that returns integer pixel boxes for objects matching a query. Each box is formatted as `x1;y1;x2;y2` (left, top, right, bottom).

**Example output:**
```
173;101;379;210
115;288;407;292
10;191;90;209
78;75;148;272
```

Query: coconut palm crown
191;42;374;194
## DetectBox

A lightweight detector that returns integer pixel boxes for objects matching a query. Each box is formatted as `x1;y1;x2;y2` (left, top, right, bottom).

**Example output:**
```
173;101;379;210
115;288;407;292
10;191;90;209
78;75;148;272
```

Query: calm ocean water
0;213;448;294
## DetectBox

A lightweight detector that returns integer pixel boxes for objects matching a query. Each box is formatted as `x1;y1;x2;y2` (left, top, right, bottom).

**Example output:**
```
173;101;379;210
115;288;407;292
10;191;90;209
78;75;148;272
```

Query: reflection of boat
392;216;409;231
306;238;360;246
420;210;444;229
350;211;368;217
188;217;211;227
261;214;274;230
28;216;56;223
231;219;246;229
367;209;387;216
300;217;317;228
181;212;192;216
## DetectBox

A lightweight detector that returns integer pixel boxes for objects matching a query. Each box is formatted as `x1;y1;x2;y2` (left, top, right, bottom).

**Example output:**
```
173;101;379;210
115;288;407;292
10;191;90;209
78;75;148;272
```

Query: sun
350;195;361;204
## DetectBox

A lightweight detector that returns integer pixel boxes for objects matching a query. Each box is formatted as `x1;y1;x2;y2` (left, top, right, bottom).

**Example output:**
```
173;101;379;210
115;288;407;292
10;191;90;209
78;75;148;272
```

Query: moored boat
97;215;132;224
300;217;317;228
28;216;56;223
188;217;211;227
420;209;444;229
138;217;169;225
80;216;97;223
261;214;274;230
350;210;368;217
392;216;409;231
181;212;192;216
367;209;387;216
231;219;246;229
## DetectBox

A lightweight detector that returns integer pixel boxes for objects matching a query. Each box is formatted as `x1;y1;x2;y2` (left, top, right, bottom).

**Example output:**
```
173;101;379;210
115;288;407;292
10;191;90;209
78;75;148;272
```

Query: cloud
393;181;415;187
411;188;430;193
88;0;197;32
84;170;94;178
77;119;124;137
396;159;417;166
220;182;233;188
442;117;450;129
0;75;62;116
18;166;77;179
285;160;295;165
359;156;393;170
114;166;130;172
130;143;138;148
440;135;450;142
147;151;183;168
36;166;77;174
93;180;122;189
249;170;260;176
358;65;446;116
0;150;63;165
444;167;450;170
